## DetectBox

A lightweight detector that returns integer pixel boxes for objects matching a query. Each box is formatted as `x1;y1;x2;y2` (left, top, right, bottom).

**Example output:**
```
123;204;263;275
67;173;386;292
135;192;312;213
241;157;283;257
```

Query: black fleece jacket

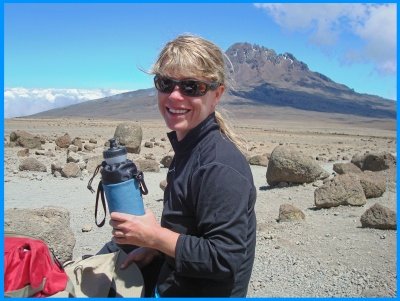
156;113;257;297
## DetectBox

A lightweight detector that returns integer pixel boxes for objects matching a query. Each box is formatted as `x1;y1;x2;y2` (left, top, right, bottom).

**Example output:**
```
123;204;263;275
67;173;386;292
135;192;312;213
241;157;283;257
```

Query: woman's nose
168;85;185;100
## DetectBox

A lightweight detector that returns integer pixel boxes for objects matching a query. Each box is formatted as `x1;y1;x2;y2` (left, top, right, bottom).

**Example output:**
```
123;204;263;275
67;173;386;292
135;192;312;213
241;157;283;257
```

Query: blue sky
4;3;397;118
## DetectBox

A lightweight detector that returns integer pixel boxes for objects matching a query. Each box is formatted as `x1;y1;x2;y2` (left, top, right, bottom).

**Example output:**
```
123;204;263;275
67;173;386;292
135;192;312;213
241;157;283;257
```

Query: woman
110;34;257;297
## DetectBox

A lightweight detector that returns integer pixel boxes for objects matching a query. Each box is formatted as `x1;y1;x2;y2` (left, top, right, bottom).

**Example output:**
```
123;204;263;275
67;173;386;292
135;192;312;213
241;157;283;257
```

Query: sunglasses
154;75;220;97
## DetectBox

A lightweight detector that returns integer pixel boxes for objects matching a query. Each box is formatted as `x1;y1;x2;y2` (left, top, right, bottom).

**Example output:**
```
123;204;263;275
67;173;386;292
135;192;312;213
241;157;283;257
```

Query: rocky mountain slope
29;43;396;120
226;43;395;118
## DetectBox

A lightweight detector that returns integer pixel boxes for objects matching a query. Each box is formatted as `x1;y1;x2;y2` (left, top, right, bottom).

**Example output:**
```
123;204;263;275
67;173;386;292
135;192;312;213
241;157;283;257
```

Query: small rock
278;204;305;222
61;162;82;178
136;158;160;172
68;145;79;153
144;142;154;148
160;154;173;168
81;225;93;232
248;153;269;167
160;179;167;191
145;153;155;160
84;144;95;152
17;148;30;157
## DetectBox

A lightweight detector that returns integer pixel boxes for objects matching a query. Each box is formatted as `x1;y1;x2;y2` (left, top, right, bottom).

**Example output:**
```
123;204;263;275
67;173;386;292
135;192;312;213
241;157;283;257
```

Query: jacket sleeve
173;163;253;280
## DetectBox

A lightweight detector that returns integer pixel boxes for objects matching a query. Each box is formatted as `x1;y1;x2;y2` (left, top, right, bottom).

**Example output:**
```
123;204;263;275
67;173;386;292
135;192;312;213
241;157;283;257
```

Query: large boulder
363;152;396;171
360;203;396;230
55;133;72;148
114;123;143;154
19;157;47;172
266;146;329;186
333;158;388;199
333;162;362;175
351;152;396;172
314;174;366;208
4;207;76;263
351;153;366;170
10;130;42;149
357;171;386;199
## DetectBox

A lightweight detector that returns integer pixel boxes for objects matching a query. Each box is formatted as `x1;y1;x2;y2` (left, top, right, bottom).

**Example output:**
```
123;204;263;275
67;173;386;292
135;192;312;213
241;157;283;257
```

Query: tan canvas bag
51;250;144;298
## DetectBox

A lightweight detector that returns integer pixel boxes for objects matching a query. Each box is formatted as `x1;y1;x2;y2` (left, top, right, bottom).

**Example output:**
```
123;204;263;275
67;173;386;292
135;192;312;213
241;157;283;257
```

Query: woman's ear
213;85;225;107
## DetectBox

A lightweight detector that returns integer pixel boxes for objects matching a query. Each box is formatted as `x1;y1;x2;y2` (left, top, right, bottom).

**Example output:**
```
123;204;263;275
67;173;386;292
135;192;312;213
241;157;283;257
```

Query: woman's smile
167;107;190;115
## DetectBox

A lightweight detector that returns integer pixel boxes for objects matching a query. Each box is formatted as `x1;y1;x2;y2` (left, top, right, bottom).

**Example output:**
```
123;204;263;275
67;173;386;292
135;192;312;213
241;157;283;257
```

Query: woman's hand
120;247;161;269
110;209;180;258
110;209;160;248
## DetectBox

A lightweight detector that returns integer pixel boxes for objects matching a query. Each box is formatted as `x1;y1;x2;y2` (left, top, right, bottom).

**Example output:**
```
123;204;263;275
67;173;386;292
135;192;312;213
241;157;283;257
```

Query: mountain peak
226;43;309;72
226;42;351;93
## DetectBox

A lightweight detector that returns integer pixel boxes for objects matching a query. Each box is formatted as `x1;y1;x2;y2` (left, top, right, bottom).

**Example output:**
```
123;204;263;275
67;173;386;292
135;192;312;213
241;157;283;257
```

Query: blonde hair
151;34;246;152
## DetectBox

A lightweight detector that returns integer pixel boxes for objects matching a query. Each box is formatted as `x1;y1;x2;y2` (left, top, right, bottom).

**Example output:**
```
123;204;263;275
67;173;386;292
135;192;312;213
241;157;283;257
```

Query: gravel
4;164;396;297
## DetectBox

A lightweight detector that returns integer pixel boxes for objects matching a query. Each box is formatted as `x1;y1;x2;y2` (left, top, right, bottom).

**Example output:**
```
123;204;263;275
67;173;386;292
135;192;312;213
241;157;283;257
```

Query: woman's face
157;75;224;141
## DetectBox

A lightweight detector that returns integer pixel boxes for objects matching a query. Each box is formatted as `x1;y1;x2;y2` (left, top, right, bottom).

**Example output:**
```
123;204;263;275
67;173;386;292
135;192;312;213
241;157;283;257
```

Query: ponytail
215;110;247;154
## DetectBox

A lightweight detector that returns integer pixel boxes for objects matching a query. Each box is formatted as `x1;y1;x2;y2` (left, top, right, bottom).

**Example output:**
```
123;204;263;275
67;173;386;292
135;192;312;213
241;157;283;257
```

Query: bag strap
95;181;106;227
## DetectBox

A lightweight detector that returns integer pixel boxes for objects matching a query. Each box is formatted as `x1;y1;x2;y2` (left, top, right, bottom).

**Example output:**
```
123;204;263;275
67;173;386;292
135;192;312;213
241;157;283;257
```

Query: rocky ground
4;116;397;297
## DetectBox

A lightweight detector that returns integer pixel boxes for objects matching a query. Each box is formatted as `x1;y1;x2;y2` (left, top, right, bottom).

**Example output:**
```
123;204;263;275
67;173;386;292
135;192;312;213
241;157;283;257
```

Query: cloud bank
254;3;397;75
4;88;129;118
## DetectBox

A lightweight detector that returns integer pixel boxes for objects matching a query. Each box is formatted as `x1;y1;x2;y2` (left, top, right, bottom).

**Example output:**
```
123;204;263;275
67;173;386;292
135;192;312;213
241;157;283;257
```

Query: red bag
4;235;71;297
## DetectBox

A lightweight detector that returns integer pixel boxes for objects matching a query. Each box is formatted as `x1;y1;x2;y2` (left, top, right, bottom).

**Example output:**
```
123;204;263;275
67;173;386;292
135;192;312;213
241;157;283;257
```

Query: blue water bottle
102;138;147;215
87;138;148;227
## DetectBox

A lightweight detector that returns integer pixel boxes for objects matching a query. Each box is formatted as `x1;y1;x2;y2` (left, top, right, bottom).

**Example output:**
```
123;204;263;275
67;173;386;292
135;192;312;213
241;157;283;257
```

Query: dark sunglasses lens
155;76;212;97
196;82;208;95
155;77;174;93
179;80;199;96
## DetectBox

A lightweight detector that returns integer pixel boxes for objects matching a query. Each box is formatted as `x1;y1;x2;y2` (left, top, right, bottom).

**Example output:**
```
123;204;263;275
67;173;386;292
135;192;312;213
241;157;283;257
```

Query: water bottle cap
103;138;127;159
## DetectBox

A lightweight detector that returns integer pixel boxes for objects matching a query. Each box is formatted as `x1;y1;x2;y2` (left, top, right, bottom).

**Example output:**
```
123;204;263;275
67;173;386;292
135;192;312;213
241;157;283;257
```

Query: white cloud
254;3;397;75
4;87;129;118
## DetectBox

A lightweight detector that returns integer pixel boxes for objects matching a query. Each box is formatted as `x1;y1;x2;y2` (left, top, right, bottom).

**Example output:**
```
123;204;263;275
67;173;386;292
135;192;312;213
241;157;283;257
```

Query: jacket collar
167;112;219;155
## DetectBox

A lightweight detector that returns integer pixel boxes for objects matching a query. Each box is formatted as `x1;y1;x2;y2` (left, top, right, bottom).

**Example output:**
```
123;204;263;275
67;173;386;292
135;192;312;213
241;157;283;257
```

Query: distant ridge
29;42;396;120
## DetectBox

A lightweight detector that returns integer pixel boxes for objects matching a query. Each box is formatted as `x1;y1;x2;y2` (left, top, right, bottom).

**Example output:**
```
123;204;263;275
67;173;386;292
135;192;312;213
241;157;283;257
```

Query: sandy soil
4;116;397;297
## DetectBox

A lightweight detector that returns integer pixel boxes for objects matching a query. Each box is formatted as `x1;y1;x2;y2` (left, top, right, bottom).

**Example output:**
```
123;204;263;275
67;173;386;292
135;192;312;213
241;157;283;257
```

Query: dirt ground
4;114;397;297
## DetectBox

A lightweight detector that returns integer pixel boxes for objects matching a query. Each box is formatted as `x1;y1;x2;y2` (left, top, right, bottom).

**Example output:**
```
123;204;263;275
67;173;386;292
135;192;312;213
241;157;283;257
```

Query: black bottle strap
135;171;148;195
87;163;103;193
95;181;106;227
